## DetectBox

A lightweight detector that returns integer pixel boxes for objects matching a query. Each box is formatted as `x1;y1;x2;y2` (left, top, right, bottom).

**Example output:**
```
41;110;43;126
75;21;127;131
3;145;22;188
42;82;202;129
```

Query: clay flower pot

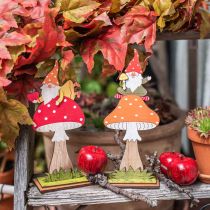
187;127;210;183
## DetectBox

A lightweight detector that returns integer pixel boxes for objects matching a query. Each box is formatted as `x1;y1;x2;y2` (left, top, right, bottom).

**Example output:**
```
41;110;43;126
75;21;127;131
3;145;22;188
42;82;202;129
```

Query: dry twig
88;174;157;207
107;130;125;169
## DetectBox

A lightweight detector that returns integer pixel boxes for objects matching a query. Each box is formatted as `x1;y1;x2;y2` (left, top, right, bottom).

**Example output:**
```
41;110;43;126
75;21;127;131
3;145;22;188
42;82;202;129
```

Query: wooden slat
157;31;210;40
14;105;35;210
27;182;210;207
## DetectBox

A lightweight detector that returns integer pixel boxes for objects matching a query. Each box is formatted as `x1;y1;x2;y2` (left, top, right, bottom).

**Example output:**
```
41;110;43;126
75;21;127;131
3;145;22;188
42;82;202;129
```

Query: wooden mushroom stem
120;140;143;171
49;141;73;173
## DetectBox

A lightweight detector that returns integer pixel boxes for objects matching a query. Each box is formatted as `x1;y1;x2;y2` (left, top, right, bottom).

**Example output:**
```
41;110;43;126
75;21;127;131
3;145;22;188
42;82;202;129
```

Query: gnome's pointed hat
43;62;59;86
125;49;143;74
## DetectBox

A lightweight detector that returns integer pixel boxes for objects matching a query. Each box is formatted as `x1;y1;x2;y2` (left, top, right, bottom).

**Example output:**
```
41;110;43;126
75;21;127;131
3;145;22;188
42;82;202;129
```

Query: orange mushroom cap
104;95;159;130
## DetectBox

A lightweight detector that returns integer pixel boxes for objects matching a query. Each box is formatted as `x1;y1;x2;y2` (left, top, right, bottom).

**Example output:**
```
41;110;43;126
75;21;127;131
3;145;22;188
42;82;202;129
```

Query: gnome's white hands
147;76;152;81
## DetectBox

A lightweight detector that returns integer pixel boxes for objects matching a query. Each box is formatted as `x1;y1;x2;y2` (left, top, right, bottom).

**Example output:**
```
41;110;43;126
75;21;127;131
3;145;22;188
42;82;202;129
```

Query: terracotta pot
43;107;185;210
187;127;210;183
0;151;14;210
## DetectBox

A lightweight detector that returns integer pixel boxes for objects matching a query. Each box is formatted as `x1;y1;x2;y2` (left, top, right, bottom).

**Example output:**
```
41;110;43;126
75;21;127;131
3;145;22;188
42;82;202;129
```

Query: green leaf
0;88;33;149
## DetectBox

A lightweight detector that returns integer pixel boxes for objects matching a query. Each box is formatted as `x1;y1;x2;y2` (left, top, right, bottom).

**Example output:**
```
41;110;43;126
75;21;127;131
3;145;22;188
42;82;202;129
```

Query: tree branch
88;174;157;207
107;130;125;169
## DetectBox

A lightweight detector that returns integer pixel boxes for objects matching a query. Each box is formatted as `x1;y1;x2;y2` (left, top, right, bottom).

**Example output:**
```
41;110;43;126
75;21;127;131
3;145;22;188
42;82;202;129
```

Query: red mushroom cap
33;96;85;132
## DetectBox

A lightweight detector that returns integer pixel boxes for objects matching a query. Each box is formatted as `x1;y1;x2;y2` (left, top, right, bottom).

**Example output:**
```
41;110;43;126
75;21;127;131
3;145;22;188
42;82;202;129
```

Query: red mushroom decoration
30;62;85;173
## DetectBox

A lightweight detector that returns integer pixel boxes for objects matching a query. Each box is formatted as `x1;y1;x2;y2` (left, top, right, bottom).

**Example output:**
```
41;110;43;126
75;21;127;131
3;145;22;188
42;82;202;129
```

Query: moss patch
108;170;157;184
37;169;88;187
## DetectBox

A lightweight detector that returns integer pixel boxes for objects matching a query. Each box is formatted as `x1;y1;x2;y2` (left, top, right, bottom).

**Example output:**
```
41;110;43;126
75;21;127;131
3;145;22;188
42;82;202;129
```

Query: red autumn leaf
115;5;157;52
81;26;127;73
27;0;50;20
17;0;38;8
0;77;11;87
15;8;62;68
102;59;117;77
60;49;74;70
0;0;30;36
5;73;42;105
1;31;31;46
0;46;11;60
0;60;14;77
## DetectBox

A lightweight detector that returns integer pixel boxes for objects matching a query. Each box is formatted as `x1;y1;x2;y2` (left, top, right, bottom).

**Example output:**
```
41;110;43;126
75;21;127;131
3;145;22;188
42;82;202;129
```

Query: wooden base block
33;176;90;193
111;179;160;189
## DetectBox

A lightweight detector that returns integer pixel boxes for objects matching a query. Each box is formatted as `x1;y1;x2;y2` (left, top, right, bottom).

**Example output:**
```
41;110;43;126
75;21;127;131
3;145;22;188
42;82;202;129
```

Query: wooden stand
49;141;73;173
120;141;143;171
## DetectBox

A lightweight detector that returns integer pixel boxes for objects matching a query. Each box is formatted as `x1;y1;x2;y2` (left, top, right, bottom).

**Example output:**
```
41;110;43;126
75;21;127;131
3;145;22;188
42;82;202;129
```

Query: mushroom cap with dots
104;95;159;130
33;96;85;132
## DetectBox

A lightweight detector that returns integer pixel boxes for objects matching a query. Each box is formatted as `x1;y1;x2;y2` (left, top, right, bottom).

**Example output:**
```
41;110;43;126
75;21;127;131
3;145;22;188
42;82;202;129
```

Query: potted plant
0;142;14;210
186;107;210;183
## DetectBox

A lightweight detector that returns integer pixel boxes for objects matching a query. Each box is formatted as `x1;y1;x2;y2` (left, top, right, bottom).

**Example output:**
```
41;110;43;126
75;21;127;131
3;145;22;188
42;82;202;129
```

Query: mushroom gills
51;124;69;142
123;122;141;141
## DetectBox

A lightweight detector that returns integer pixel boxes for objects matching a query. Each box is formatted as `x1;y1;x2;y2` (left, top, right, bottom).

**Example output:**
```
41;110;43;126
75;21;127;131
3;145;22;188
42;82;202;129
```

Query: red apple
77;146;107;175
159;152;183;175
167;156;198;185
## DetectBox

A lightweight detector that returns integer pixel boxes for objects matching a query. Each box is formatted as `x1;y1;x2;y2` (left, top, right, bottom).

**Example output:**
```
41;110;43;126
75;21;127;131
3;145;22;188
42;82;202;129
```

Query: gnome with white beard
104;50;159;171
117;49;151;97
28;62;85;173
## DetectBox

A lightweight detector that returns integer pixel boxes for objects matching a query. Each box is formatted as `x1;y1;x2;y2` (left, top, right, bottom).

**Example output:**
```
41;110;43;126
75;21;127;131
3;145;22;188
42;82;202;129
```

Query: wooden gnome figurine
118;49;151;97
104;50;159;171
28;62;85;173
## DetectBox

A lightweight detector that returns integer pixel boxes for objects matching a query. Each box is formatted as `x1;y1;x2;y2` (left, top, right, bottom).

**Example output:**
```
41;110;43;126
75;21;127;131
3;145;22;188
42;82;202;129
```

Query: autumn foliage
0;0;209;148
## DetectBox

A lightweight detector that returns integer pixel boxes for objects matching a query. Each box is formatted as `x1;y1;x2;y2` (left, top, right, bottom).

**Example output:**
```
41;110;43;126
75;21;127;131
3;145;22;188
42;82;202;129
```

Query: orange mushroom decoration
104;95;160;171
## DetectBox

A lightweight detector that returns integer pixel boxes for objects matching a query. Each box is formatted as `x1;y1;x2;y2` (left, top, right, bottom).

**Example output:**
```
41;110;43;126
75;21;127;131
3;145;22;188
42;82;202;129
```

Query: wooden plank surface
14;104;35;210
157;31;210;40
28;182;210;207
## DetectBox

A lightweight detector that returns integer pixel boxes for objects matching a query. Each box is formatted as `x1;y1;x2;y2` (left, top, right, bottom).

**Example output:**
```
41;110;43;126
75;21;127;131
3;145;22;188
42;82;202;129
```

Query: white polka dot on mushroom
38;109;41;113
80;118;83;121
121;117;124;119
134;98;138;101
64;99;67;102
118;106;122;109
114;116;117;118
135;114;138;117
47;104;50;108
139;105;143;108
52;110;56;113
64;116;67;119
44;117;48;120
129;103;132;106
124;98;128;101
150;113;154;115
73;105;77;109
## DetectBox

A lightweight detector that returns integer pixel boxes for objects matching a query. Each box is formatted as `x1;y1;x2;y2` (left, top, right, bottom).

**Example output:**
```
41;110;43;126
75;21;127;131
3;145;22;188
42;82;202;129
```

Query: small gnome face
126;72;143;92
41;84;60;104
